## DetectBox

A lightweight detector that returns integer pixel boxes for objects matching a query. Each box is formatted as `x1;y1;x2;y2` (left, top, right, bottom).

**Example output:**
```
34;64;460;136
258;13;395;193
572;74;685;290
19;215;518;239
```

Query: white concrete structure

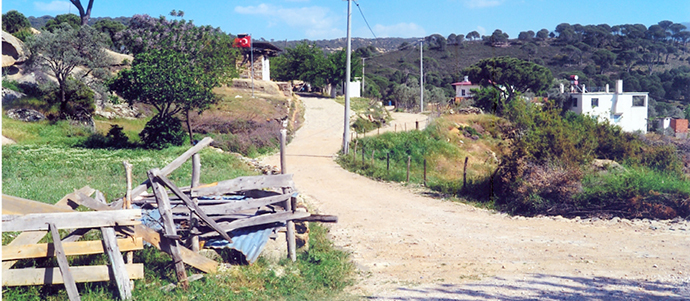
568;80;648;133
451;76;480;99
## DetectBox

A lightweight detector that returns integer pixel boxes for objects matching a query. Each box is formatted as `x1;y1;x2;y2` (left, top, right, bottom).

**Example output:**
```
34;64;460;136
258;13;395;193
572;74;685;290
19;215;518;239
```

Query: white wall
262;56;270;81
570;92;648;133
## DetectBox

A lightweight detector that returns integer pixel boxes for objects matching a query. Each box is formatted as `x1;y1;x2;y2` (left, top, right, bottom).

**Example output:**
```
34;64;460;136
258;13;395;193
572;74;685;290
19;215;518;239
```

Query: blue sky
3;0;689;41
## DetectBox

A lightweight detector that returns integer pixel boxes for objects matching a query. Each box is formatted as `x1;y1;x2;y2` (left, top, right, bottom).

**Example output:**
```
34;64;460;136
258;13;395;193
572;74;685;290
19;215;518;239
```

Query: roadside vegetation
333;96;391;133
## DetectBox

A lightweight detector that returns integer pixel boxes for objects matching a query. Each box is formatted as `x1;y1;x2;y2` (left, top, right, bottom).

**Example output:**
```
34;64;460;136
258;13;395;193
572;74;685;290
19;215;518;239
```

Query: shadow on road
365;274;689;300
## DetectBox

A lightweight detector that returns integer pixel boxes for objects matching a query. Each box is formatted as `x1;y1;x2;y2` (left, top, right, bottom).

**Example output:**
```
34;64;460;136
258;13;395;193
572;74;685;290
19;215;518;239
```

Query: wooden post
190;154;201;252
371;150;375;166
280;129;287;174
361;146;365;164
424;158;426;186
122;161;134;266
148;169;188;290
463;156;469;190
387;152;390;172
416;120;419;130
49;223;80;301
279;134;296;262
353;139;358;160
101;227;132;300
406;156;411;182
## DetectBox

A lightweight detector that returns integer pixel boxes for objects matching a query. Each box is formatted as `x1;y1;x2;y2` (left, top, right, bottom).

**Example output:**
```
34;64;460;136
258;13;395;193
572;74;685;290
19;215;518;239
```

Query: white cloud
234;4;342;39
33;1;71;12
371;23;426;38
464;0;503;8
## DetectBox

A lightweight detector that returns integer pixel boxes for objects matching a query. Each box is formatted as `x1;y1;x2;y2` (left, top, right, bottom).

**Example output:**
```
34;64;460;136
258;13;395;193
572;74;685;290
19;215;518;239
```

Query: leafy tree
466;30;480;41
93;19;125;48
271;42;330;86
618;50;640;72
591;49;616;73
2;10;31;33
520;43;538;62
536;29;549;40
465;56;553;115
43;14;81;32
425;34;447;51
485;29;509;46
518;30;534;42
69;0;95;26
26;24;108;119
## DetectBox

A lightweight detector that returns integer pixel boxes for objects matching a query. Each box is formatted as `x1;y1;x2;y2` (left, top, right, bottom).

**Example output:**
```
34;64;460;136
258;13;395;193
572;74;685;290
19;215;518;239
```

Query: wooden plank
2;264;144;286
171;194;291;216
2;187;95;270
132;225;217;273
190;154;201;252
148;169;188;289
200;211;310;238
49;223;80;301
130;137;213;200
294;214;339;223
2;210;141;232
1;195;73;215
101;227;132;300
3;237;143;260
154;173;233;243
192;174;294;197
72;192;111;211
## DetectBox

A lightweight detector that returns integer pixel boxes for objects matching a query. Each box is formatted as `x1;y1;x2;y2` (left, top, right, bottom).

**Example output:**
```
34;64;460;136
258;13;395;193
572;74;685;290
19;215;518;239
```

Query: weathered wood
49;223;80;301
463;156;469;190
123;161;133;210
132;225;217;273
2;264;144;286
201;211;310;238
131;137;213;200
294;214;339;223
3;237;143;260
154;173;233;243
1;194;73;215
2;210;141;232
190;154;201;252
101;227;132;300
192;174;294;197
170;194;291;216
280;128;287;174
148;169;188;289
72;192;111;211
3;187;94;270
406;155;411;182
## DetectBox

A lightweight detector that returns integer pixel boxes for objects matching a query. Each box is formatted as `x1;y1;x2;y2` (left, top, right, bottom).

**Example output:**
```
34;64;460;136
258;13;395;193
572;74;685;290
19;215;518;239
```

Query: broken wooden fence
2;193;143;301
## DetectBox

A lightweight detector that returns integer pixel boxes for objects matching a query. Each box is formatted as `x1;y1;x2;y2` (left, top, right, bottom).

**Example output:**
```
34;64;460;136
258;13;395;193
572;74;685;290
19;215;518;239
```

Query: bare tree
69;0;95;26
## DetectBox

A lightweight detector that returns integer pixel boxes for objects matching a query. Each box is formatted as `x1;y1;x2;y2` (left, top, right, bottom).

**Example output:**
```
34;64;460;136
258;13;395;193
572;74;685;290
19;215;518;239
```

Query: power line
353;0;377;39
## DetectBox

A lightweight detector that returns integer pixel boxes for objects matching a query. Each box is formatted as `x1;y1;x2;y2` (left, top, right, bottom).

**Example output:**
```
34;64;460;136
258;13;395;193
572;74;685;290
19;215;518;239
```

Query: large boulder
6;108;46;122
2;31;30;68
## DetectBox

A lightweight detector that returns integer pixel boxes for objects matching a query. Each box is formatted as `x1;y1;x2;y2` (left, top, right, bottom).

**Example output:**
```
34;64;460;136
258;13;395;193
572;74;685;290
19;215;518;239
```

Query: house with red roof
451;76;480;103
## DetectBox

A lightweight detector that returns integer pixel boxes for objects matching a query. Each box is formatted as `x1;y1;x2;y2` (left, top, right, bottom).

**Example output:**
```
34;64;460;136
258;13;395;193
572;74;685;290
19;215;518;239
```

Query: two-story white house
568;80;648;133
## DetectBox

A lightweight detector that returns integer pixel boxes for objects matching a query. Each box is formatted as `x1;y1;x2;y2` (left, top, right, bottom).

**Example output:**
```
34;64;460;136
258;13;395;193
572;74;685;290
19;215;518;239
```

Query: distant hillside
28;15;130;30
279;37;420;53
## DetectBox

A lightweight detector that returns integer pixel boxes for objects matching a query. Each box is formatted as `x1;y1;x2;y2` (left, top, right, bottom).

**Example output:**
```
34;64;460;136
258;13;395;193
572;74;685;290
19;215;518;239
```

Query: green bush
140;114;186;149
42;78;95;119
82;125;131;149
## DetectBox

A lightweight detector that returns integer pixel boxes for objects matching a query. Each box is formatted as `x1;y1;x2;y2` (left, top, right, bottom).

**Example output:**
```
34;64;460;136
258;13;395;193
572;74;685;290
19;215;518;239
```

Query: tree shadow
365;274;689;300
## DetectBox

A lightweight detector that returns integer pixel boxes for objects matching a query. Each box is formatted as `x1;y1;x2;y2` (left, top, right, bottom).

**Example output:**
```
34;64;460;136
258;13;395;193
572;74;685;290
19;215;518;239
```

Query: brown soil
263;96;690;299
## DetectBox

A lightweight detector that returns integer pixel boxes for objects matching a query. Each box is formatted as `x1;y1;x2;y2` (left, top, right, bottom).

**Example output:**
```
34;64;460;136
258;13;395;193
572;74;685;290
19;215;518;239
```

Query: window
633;95;645;107
461;89;466;96
571;97;577;107
591;98;599;108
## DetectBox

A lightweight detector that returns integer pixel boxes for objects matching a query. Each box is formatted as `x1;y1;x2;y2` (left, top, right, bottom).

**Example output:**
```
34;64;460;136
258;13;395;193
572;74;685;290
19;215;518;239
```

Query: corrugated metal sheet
205;225;281;264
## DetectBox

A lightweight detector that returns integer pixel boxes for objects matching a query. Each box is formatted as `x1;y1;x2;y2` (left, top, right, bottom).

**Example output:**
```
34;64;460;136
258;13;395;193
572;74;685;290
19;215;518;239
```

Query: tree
26;24;108;119
466;31;480;41
465;57;553;115
93;19;126;48
518;30;534;42
591;49;616;74
536;29;549;40
42;14;81;32
485;29;509;46
69;0;95;26
618;50;640;72
520;43;538;62
2;10;31;33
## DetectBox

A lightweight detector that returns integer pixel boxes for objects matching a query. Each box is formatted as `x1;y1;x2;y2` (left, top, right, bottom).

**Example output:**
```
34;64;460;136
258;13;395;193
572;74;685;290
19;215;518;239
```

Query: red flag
234;35;251;48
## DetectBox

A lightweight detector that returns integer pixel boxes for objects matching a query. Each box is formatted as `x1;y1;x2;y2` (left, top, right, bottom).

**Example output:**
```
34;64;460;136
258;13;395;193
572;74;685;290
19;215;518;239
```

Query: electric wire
353;0;378;39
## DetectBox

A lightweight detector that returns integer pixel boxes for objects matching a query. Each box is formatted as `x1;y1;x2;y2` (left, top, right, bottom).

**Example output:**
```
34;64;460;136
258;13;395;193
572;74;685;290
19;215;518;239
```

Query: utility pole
251;33;254;98
342;0;352;155
420;40;424;113
362;57;366;97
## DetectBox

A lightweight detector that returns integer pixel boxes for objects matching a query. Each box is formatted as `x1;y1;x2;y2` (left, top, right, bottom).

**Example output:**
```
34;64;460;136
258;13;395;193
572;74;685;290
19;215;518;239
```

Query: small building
568;80;648;133
659;118;689;138
236;41;282;81
451;76;480;103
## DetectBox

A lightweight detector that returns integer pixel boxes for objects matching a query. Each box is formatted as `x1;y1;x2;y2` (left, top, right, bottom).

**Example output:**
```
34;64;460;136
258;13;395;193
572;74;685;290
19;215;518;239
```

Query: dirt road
264;96;690;300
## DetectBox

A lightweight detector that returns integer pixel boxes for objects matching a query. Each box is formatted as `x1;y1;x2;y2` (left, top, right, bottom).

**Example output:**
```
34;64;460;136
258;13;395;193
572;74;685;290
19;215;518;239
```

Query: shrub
42;78;95;119
139;114;186;149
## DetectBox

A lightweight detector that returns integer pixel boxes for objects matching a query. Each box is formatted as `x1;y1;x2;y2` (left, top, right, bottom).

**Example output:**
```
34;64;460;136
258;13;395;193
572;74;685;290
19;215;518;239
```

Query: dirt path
264;96;690;300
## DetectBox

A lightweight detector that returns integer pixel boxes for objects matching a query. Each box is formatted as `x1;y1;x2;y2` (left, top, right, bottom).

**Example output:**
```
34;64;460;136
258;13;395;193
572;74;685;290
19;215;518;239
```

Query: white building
451;76;480;100
568;80;648;133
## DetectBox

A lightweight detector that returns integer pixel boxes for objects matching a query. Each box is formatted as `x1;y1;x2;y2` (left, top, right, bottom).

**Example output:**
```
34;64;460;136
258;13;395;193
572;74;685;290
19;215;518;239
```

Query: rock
591;159;624;172
6;108;46;122
103;48;133;66
2;31;30;68
2;88;26;103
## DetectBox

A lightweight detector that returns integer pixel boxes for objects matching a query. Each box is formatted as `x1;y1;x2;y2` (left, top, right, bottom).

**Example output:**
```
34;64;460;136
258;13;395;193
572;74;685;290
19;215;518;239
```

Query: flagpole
251;34;254;98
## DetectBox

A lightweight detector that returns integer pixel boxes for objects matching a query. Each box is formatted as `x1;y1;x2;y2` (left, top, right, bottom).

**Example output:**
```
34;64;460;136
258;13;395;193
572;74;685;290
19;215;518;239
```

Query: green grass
2;118;355;300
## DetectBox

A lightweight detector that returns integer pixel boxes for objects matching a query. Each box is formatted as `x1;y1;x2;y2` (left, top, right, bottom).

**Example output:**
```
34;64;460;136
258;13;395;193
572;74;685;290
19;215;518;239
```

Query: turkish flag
234;36;251;48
